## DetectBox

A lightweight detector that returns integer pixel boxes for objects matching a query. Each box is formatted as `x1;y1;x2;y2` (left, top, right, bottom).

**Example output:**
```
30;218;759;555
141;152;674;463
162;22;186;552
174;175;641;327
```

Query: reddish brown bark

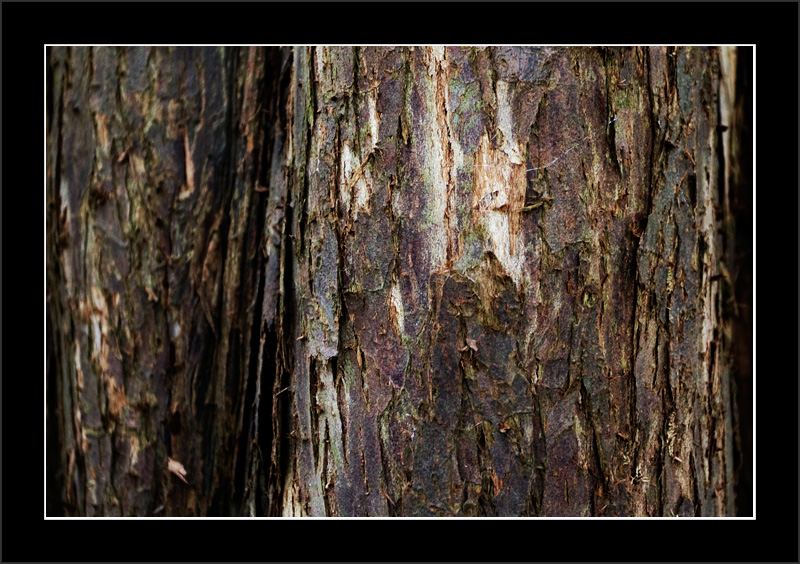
47;46;746;516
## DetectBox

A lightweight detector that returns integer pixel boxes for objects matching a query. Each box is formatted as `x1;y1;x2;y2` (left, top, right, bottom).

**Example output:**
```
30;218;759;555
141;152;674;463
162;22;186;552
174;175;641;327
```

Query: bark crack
436;48;455;270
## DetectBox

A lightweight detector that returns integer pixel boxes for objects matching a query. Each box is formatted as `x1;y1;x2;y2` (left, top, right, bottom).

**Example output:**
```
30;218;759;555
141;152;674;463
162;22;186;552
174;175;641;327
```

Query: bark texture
47;47;275;515
47;46;744;517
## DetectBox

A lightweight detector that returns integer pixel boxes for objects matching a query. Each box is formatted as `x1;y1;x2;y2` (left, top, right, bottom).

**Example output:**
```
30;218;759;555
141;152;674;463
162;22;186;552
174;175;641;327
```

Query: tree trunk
47;46;746;517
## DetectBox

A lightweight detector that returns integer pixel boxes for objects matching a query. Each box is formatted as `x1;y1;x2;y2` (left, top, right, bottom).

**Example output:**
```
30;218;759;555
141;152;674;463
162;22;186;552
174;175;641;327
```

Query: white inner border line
44;44;756;520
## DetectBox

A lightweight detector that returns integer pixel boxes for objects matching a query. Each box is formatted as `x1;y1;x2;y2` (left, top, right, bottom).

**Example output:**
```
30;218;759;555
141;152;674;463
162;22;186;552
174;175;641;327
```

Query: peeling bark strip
48;46;745;516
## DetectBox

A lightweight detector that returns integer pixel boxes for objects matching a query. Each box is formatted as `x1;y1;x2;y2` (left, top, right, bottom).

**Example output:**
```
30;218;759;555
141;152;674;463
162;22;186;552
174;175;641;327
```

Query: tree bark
47;46;275;516
47;46;745;517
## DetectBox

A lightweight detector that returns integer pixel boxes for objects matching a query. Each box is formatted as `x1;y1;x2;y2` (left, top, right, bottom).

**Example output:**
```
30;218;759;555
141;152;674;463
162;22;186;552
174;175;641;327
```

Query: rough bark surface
47;47;276;515
47;46;743;517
